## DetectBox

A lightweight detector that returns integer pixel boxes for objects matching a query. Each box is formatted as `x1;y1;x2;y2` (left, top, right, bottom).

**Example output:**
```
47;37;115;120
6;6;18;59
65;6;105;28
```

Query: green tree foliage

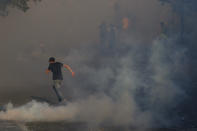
0;0;41;16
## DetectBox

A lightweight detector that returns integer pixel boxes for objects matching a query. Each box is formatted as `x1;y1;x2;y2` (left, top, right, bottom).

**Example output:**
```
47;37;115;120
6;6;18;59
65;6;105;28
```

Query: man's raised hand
72;72;75;77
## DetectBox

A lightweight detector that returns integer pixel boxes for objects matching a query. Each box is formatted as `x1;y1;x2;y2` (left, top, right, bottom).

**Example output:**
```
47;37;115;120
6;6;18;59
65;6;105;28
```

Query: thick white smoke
0;36;185;128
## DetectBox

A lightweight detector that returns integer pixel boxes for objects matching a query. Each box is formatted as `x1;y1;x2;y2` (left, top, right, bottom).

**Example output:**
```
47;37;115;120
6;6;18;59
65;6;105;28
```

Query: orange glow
122;17;129;30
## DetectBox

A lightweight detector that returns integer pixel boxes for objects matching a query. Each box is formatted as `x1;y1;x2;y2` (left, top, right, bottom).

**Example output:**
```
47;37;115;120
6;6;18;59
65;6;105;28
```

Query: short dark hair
49;57;55;62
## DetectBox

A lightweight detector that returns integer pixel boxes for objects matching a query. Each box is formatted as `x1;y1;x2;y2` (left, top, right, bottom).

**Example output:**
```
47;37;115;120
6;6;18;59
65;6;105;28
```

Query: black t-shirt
48;62;63;80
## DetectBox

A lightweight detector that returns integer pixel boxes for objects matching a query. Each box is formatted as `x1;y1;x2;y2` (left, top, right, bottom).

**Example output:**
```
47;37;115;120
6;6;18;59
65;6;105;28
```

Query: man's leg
53;80;64;102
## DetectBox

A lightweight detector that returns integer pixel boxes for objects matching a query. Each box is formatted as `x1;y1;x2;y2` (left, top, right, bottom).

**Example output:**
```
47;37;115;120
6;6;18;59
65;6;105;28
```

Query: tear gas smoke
0;36;185;128
0;0;192;128
0;0;169;93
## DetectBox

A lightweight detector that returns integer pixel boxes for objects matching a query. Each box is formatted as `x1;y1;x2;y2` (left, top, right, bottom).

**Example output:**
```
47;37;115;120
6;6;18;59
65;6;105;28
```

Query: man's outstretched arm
63;64;75;77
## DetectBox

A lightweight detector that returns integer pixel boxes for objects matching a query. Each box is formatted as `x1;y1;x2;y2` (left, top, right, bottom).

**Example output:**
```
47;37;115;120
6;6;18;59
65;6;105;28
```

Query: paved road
0;121;197;131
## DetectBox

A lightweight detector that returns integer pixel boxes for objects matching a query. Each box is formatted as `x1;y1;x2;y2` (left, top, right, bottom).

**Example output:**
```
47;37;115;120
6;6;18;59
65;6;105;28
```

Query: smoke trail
0;100;78;122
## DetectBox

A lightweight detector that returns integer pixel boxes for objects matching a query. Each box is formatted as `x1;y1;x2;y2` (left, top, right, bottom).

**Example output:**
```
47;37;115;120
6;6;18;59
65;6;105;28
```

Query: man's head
49;57;55;63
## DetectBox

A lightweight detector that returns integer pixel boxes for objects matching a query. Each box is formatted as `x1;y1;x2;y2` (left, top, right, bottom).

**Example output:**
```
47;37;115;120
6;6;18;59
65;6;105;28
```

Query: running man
46;57;75;102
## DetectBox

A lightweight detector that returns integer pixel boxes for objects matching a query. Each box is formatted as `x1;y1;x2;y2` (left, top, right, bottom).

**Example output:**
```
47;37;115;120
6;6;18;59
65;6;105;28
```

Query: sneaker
58;98;62;102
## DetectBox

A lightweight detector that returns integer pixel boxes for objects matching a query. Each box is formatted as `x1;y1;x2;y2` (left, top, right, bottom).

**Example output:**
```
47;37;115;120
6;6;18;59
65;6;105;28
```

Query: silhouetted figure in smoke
99;22;117;54
46;57;75;103
113;0;121;14
108;24;116;49
160;22;168;34
99;22;108;50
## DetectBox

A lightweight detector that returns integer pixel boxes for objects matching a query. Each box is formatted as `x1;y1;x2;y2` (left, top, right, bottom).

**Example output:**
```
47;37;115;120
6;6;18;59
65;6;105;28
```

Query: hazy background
0;0;196;128
0;0;171;103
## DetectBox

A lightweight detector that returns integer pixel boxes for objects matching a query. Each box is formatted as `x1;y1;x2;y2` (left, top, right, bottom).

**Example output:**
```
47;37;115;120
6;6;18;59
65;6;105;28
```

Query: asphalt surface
0;121;197;131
